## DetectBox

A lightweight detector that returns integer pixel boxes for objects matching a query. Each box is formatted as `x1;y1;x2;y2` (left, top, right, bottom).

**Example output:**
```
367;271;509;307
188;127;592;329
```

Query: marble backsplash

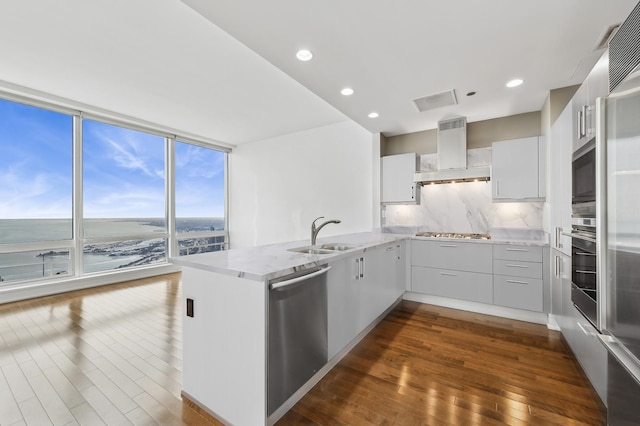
383;148;544;234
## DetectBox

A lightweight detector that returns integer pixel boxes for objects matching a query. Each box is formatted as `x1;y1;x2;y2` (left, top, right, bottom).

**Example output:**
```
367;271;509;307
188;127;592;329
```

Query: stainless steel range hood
414;117;491;185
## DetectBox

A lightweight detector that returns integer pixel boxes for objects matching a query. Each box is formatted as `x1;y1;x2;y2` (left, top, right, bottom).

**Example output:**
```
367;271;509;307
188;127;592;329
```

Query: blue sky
0;99;72;219
0;98;225;219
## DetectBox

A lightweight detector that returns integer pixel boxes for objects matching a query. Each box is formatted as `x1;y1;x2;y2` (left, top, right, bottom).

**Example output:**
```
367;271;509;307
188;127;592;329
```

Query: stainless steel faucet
311;216;341;245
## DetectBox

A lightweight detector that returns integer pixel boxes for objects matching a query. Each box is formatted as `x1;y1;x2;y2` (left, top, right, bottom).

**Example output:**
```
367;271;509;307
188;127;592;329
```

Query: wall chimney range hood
414;117;491;185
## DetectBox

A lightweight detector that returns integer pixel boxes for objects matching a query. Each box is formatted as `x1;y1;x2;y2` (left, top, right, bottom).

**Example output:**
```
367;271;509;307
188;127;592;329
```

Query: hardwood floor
278;301;605;426
0;274;604;425
0;273;221;426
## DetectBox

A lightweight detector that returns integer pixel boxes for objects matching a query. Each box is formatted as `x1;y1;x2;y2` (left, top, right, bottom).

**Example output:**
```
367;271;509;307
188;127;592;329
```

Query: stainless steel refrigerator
598;58;640;424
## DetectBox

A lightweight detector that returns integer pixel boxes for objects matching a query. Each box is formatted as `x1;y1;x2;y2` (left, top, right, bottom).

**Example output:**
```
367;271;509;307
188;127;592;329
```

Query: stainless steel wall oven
572;139;596;217
568;217;599;329
569;135;602;330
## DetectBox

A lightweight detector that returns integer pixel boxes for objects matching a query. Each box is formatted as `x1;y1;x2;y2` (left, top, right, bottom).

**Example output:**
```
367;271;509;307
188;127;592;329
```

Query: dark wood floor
0;273;604;425
279;301;605;426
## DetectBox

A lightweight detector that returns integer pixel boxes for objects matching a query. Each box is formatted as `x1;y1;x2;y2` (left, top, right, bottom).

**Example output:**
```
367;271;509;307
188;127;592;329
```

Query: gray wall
549;85;579;126
382;111;542;156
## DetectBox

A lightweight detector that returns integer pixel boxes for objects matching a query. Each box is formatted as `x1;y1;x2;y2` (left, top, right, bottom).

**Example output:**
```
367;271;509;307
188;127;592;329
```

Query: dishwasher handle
269;266;331;290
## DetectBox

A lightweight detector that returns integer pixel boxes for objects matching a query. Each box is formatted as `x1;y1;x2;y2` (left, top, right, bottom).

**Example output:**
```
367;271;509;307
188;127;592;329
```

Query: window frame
0;88;230;285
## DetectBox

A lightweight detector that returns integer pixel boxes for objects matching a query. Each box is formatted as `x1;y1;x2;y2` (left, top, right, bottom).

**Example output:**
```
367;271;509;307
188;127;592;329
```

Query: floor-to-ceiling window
82;120;168;273
0;99;74;282
175;141;227;255
0;95;228;285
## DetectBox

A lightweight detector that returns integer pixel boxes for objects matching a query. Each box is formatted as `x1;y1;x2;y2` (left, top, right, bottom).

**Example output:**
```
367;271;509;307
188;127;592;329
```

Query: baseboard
0;263;181;304
181;391;234;426
403;292;549;325
547;314;561;331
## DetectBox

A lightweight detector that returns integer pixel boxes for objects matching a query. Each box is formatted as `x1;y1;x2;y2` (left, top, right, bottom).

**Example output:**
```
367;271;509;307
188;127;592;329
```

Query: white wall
229;121;373;248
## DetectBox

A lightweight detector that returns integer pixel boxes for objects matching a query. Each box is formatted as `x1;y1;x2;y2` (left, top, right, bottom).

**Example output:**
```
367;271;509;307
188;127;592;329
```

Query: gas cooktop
415;232;491;240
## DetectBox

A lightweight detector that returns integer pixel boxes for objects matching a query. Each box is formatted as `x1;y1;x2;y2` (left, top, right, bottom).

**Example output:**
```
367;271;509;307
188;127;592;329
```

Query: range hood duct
414;117;491;185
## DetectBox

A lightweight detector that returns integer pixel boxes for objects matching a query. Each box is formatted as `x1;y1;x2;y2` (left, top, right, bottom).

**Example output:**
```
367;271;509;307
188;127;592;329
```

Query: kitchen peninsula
172;230;549;425
171;232;408;425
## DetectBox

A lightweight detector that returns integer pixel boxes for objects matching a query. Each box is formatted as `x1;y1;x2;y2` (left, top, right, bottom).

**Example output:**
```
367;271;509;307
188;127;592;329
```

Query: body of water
0;218;225;283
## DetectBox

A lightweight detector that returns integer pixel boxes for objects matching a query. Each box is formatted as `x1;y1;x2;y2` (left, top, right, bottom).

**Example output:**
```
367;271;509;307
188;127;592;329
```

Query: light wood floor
0;273;604;425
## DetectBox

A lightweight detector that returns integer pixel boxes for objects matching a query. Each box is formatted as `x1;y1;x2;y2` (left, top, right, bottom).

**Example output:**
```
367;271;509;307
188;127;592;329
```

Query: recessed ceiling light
506;79;524;88
341;87;354;96
296;49;313;61
368;112;379;118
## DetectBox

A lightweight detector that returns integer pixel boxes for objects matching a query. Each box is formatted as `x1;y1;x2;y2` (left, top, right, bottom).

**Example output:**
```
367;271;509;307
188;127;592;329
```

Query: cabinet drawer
493;244;542;262
563;305;607;402
411;240;492;273
411;266;493;304
493;275;543;312
493;259;542;279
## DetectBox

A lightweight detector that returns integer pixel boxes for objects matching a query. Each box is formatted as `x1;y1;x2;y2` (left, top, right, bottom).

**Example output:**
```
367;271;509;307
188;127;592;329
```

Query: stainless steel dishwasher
268;265;330;415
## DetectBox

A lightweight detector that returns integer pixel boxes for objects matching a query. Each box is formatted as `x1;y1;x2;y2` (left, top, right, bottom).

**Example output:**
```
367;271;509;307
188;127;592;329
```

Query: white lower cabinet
493;275;543;312
411;240;494;304
493;244;544;312
411;240;546;313
411;239;493;273
551;250;569;322
412;266;493;304
327;241;406;360
559;256;607;404
562;304;608;404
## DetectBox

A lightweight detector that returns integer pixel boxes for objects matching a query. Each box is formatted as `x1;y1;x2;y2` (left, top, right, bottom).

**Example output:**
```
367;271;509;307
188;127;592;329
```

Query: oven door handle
562;231;596;243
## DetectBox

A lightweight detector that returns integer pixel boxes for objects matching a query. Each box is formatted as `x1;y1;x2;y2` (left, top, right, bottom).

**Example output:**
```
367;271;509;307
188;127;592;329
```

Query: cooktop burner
415;232;491;240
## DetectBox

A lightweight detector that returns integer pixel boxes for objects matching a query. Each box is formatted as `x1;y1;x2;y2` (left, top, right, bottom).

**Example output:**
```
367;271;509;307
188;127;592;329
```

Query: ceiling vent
412;89;457;112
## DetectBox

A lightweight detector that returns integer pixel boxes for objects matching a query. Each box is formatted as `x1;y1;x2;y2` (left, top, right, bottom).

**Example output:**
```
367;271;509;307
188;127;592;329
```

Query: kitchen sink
288;243;356;255
319;244;356;251
289;247;335;255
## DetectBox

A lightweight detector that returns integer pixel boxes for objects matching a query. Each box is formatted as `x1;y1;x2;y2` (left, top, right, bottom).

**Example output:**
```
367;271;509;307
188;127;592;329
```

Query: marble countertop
170;232;409;282
171;229;549;282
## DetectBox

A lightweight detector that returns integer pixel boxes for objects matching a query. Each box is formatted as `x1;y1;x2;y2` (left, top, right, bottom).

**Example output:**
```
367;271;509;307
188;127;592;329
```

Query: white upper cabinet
492;136;545;201
381;153;419;204
573;51;609;152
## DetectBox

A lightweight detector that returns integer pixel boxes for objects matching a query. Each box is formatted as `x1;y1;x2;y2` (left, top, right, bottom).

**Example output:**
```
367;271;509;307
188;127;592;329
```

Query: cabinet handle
577;109;582;139
555;227;563;249
506;264;528;268
440;244;457;248
578;107;587;139
506;248;528;252
558;256;563;276
360;257;365;279
575;269;596;275
555;256;560;278
411;186;414;200
440;272;457;276
270;267;332;290
355;258;360;280
506;280;528;285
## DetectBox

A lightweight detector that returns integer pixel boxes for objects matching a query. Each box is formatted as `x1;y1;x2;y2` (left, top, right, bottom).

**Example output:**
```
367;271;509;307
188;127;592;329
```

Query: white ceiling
0;0;346;145
0;1;637;145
